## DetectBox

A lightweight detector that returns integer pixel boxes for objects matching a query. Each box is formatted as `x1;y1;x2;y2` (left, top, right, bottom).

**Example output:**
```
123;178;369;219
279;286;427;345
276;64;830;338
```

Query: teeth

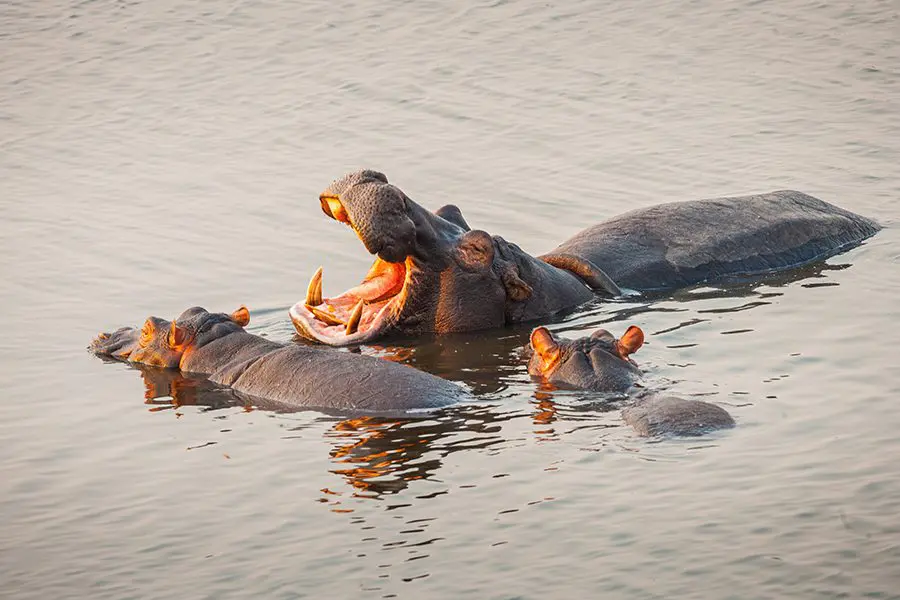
305;267;323;306
307;305;345;326
345;299;365;335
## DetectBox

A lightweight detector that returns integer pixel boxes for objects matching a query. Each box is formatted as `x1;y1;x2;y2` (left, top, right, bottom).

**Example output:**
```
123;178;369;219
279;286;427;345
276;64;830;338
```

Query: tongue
348;261;405;302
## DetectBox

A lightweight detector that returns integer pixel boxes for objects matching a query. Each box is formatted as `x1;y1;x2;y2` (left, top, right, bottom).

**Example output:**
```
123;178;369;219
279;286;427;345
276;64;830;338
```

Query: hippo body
623;395;735;437
527;325;734;437
91;307;464;413
291;171;879;346
542;190;880;292
191;332;462;412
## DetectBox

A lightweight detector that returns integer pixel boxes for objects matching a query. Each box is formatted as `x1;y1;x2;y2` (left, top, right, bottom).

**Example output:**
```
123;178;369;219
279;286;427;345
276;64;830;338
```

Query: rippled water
3;0;899;598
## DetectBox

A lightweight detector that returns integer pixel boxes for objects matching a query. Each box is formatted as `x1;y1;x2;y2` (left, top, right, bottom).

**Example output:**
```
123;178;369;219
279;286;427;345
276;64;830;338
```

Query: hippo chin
90;306;464;413
527;325;735;437
291;170;879;346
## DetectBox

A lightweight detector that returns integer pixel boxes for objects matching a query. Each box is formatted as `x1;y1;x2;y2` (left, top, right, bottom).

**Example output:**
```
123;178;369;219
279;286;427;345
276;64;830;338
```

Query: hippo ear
167;320;189;349
230;305;250;327
436;204;471;231
455;230;495;271
616;325;644;357
501;266;533;302
530;327;561;373
530;327;559;357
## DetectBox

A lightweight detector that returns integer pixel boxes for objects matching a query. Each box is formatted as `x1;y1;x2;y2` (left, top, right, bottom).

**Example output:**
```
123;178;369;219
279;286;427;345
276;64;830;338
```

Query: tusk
305;267;323;306
345;298;365;335
307;304;345;326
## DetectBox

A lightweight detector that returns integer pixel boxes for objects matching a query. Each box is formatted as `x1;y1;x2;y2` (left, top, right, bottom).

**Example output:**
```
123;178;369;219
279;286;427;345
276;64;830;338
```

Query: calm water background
2;0;899;598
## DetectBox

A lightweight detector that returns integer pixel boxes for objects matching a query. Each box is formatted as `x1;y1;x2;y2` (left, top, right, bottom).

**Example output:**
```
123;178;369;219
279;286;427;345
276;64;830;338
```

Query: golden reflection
135;364;244;413
326;416;420;495
323;408;506;497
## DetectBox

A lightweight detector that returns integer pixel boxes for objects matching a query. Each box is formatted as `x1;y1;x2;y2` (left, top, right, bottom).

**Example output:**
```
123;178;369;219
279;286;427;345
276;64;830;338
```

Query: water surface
3;0;899;598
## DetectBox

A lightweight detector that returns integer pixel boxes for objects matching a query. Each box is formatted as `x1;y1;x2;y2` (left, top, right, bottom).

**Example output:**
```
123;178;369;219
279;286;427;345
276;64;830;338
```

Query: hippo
90;306;465;413
527;325;735;436
291;170;879;346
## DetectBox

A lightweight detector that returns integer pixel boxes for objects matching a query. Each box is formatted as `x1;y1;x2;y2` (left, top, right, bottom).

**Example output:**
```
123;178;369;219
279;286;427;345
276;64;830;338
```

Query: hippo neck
179;330;287;377
503;249;596;324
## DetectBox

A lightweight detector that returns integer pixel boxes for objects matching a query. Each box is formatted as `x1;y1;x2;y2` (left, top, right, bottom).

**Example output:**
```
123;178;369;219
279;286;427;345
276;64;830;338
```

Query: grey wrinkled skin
542;190;881;291
301;171;879;346
622;396;735;437
528;328;734;437
91;307;464;413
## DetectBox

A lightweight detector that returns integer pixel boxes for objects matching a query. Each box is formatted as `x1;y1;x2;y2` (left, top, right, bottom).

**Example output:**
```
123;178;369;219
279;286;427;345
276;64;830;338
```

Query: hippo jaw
90;307;250;368
290;256;416;346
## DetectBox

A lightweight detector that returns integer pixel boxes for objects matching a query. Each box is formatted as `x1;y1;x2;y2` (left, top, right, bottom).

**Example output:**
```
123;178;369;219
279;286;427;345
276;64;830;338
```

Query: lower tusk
345;298;365;335
305;267;323;306
307;304;345;326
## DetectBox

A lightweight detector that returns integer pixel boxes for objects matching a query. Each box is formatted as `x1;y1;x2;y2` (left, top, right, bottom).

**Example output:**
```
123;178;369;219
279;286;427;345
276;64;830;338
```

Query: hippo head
90;306;250;368
527;325;645;392
290;170;608;346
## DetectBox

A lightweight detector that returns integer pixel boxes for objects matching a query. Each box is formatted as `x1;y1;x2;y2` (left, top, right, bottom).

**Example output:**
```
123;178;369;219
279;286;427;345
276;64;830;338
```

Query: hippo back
543;191;879;291
221;345;464;412
622;395;735;437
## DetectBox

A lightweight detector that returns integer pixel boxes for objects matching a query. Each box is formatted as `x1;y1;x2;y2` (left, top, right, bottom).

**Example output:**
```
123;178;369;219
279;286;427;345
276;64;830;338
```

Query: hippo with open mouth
291;170;879;346
527;325;735;437
90;305;465;413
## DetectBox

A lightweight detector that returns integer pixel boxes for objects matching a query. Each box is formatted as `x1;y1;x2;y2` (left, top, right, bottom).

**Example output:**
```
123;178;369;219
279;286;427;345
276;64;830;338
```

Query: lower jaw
289;296;398;347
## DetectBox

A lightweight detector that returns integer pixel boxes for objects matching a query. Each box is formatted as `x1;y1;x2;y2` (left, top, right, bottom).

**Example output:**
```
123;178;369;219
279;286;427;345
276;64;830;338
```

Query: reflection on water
126;361;521;502
320;407;516;501
134;363;245;414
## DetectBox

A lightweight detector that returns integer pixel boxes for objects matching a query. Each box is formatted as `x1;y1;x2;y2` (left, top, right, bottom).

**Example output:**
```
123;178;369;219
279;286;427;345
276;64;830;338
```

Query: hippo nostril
320;195;350;225
319;195;334;219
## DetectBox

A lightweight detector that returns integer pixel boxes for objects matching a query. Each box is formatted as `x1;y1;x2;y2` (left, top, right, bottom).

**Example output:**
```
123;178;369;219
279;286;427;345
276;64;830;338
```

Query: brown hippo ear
616;325;644;358
167;320;189;350
435;204;471;231
455;230;495;271
230;305;250;327
530;327;558;356
530;327;561;373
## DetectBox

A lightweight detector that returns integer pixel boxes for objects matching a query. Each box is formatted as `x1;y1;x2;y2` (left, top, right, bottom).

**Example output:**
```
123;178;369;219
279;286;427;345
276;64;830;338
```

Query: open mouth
290;194;412;346
290;258;410;346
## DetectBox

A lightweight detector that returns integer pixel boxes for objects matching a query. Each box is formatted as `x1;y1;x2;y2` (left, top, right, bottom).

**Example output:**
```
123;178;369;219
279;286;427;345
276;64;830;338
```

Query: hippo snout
89;326;140;358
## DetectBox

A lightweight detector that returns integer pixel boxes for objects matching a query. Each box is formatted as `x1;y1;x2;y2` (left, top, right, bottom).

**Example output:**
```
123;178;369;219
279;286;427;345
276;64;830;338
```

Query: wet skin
90;306;464;413
291;170;879;346
527;325;735;437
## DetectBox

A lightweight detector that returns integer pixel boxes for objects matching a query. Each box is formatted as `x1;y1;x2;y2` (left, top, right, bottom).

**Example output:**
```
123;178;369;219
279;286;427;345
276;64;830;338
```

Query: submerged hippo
291;170;879;346
90;306;465;413
527;325;735;436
